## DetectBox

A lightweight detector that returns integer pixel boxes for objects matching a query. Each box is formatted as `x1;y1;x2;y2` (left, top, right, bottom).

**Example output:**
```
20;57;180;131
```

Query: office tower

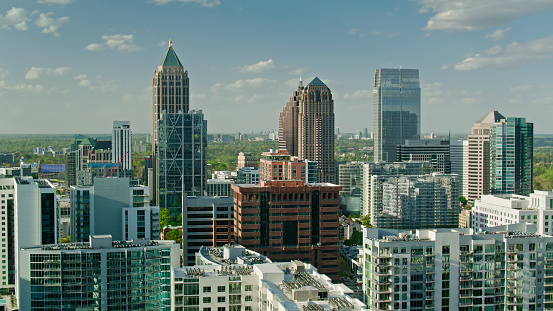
172;244;365;311
362;222;550;311
237;152;258;168
157;110;207;211
450;139;468;198
369;173;460;229
373;69;421;162
278;80;302;157
232;180;341;279
152;40;190;205
467;111;505;203
236;167;260;184
65;134;117;187
472;190;553;233
258;149;316;183
70;177;159;242
396;140;451;173
181;196;233;265
112;121;132;171
491;117;533;196
279;78;336;183
338;161;364;215
18;235;179;311
205;179;234;197
361;161;431;218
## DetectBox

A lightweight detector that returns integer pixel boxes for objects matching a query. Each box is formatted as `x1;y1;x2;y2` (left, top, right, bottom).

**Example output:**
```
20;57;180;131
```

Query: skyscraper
491;117;533;196
279;77;336;183
373;68;421;162
112;121;132;171
152;40;189;204
156;110;207;210
467;111;505;203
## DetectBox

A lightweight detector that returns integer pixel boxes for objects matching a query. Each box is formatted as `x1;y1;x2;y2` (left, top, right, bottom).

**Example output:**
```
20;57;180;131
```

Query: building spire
169;39;172;48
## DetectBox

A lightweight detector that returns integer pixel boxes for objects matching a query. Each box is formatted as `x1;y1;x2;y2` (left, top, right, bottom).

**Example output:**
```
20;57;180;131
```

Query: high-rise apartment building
18;235;179;311
373;69;421;162
152;40;190;205
156;110;207;211
339;161;364;215
278;78;336;183
362;223;551;311
491;117;533;196
361;161;431;218
369;173;460;229
467;111;505;203
112;120;132;171
231;180;341;279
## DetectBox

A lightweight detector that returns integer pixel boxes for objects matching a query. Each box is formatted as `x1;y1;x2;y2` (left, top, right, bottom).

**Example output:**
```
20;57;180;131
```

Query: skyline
1;1;553;134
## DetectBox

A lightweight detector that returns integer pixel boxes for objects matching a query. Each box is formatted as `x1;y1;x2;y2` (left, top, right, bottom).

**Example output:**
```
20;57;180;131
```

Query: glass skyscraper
157;110;207;211
491;117;533;196
373;69;421;162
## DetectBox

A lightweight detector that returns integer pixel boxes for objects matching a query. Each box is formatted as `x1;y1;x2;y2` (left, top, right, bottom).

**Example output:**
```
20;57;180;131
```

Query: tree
343;230;362;246
166;229;182;246
159;208;180;228
61;235;71;243
459;196;468;206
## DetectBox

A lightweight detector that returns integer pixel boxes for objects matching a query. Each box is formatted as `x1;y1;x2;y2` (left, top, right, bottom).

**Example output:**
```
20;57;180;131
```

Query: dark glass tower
373;69;421;162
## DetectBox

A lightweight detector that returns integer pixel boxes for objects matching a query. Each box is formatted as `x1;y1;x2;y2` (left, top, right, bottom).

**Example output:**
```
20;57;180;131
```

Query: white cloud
3;84;46;93
344;90;371;100
25;67;71;80
371;31;400;37
288;68;305;76
240;59;275;73
212;78;276;91
150;0;221;8
422;82;483;105
35;12;69;36
452;35;553;71
0;7;29;31
510;85;535;92
418;0;553;31
37;0;74;4
86;34;142;52
349;28;360;35
485;27;512;41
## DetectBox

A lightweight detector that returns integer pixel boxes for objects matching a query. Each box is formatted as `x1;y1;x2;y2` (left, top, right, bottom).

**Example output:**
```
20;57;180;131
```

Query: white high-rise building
362;222;553;311
450;139;468;198
172;244;367;311
112;120;132;171
472;190;553;234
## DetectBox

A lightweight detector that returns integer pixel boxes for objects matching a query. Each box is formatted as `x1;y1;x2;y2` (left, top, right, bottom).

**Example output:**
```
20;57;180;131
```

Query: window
245;307;253;311
218;308;226;311
245;285;253;291
203;286;211;293
218;286;225;292
245;296;253;302
203;297;211;303
218;297;226;303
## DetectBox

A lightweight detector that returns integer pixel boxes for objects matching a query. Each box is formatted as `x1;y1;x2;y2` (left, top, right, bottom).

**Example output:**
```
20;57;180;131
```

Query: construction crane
105;151;129;177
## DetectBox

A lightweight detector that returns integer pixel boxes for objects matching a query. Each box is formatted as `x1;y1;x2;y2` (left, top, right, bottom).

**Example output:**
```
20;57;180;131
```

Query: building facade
467;111;505;203
70;177;159;242
361;161;431;218
373;69;421;162
156;110;207;210
231;180;341;280
491;117;533;196
112;121;132;171
396;140;450;173
362;223;552;311
181;196;234;265
259;149;316;183
370;173;460;229
237;152;258;168
18;235;179;311
339;162;364;215
472;190;553;234
450;139;468;198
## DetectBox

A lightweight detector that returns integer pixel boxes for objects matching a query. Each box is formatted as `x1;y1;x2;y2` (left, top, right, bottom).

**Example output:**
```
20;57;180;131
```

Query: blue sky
1;0;553;135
